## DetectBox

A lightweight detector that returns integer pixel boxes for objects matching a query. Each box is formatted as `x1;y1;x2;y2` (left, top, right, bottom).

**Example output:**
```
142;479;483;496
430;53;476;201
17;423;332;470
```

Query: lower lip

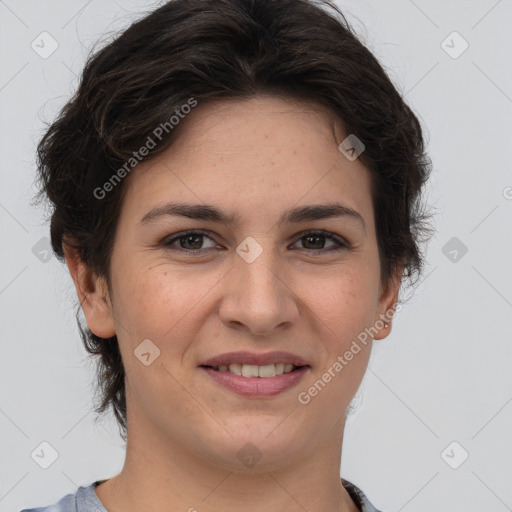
200;366;309;397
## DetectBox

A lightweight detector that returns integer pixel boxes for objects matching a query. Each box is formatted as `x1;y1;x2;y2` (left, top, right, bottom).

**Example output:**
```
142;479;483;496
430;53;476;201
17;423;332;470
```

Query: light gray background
1;1;511;511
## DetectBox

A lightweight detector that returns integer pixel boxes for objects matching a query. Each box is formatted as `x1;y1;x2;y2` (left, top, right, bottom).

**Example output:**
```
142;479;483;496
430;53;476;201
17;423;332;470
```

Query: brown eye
162;229;348;255
302;233;327;250
179;234;204;250
163;231;217;252
292;231;348;252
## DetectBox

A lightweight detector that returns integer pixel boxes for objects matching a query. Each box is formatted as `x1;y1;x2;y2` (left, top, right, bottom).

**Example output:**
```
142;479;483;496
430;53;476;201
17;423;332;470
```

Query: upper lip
200;351;310;367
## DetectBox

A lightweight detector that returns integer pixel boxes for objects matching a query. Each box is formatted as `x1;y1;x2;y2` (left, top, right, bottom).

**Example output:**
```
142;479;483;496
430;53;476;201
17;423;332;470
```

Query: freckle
264;134;269;139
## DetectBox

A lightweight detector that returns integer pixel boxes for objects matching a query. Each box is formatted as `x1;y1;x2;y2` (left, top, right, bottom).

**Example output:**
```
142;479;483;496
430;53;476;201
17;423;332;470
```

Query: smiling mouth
200;363;307;378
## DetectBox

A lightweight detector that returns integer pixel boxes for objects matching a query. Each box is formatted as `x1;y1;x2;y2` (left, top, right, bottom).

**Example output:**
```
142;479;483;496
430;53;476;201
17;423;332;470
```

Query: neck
95;414;359;512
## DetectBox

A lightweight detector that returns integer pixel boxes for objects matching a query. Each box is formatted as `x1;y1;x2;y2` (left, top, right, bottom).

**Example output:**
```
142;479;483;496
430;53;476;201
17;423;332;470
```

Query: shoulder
19;491;76;512
342;478;385;512
19;481;106;512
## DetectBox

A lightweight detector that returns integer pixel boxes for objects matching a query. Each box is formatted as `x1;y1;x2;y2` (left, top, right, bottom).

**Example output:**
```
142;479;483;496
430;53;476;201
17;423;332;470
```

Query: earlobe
63;242;116;339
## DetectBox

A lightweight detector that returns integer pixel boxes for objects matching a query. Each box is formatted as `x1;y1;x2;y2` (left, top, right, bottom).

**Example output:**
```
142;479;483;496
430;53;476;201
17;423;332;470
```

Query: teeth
213;363;299;377
241;364;260;378
229;363;242;375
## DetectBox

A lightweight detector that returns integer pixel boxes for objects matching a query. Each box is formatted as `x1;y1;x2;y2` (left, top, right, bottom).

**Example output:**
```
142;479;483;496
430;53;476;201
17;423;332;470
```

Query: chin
197;421;308;472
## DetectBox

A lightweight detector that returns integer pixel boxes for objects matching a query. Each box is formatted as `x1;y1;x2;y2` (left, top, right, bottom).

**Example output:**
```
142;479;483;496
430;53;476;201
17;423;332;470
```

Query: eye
162;230;218;253
290;230;348;253
162;229;348;255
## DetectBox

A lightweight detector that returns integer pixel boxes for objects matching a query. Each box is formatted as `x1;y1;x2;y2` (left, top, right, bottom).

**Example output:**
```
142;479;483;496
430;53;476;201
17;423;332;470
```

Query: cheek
301;275;374;411
303;266;378;336
299;267;377;399
110;262;201;338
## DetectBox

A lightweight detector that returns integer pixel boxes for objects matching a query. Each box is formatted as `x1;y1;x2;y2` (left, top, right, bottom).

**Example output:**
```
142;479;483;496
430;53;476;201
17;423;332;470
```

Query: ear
373;264;402;341
63;241;116;339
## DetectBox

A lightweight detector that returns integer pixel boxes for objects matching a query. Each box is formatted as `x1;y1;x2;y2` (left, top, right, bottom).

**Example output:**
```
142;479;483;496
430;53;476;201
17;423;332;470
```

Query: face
80;95;399;472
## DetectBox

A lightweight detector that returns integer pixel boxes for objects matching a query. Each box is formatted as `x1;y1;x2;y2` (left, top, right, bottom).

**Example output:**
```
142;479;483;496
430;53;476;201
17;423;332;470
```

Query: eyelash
162;229;349;255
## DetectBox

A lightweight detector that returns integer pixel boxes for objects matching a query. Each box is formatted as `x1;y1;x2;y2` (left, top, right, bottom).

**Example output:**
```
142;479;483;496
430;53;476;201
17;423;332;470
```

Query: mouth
198;351;311;396
199;363;308;378
199;364;310;397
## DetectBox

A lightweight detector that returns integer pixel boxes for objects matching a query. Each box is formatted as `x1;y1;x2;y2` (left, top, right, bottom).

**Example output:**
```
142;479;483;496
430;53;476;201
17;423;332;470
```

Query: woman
23;0;432;510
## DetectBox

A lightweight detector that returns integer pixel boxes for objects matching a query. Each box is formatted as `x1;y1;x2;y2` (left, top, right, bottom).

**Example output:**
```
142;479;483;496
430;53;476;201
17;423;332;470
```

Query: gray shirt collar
68;478;383;512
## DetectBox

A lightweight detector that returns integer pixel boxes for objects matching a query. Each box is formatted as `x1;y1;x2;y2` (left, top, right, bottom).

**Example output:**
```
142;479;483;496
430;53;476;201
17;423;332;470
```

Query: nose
218;239;299;336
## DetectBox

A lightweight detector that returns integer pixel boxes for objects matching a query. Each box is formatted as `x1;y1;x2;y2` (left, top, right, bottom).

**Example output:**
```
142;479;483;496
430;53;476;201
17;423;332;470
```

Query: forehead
119;95;375;230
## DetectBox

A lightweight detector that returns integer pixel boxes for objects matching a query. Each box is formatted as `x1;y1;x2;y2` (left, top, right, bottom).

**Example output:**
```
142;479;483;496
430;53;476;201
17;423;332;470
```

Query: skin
65;95;401;512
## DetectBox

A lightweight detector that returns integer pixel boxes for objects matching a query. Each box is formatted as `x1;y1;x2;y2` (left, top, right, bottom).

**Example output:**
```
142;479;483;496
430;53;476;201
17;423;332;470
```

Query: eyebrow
139;201;366;232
